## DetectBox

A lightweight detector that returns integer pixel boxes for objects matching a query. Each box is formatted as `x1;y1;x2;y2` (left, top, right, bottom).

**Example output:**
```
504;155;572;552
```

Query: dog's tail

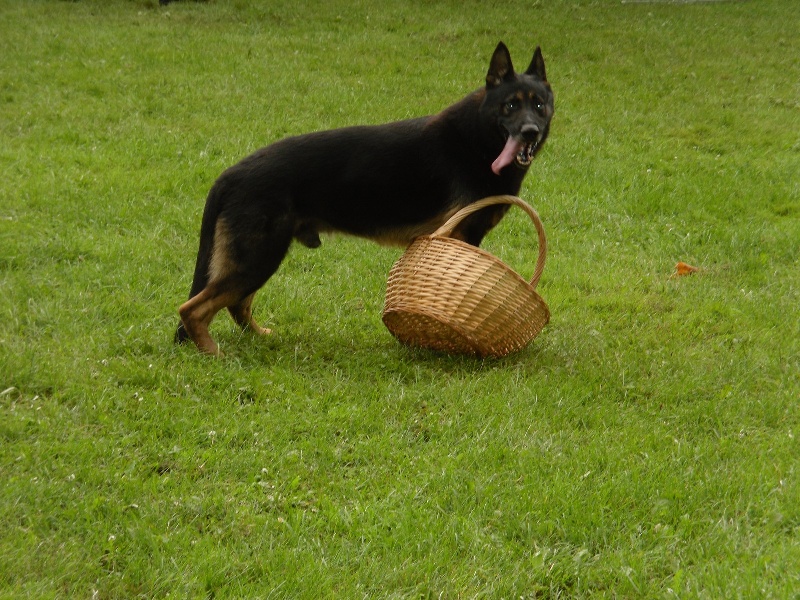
175;184;222;344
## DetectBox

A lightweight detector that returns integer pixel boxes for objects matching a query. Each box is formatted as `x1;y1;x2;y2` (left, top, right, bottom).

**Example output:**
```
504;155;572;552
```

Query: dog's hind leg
179;214;294;355
178;284;242;356
228;292;272;336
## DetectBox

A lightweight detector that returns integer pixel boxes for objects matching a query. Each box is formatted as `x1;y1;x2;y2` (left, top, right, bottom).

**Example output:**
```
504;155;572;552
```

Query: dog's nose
520;124;540;142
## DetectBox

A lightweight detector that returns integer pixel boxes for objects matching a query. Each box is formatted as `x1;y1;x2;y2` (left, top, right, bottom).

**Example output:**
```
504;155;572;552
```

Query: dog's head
481;42;554;175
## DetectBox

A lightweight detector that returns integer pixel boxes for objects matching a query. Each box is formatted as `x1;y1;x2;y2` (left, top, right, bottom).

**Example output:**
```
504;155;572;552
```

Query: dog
175;42;554;355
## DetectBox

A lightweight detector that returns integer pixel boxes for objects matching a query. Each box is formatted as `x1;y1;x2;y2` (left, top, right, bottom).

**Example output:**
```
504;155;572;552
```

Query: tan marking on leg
178;285;242;356
178;221;239;355
208;219;237;283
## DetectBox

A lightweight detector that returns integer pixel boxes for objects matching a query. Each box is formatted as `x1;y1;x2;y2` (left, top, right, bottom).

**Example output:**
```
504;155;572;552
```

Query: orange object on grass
673;262;700;277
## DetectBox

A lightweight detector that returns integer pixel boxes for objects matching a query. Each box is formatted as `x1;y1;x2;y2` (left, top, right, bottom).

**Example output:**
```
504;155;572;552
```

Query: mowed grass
1;0;798;597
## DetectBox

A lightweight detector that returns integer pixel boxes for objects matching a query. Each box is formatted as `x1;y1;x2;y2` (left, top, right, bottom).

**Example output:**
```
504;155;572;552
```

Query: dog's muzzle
514;124;542;167
492;125;544;175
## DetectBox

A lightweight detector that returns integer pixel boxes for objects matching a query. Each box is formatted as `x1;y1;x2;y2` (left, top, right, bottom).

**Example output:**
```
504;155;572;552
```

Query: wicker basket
382;195;550;357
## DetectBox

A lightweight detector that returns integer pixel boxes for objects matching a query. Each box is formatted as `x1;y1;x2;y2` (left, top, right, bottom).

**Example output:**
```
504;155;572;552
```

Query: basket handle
431;195;547;289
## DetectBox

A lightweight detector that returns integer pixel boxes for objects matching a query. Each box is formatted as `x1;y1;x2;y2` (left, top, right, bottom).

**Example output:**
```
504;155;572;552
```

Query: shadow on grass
196;320;556;376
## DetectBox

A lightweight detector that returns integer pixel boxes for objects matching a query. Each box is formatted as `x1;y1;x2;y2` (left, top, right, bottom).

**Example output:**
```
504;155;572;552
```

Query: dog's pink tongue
491;137;524;175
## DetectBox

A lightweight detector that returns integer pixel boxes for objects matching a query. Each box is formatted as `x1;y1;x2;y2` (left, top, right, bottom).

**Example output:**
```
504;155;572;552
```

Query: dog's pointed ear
525;46;547;81
486;42;515;89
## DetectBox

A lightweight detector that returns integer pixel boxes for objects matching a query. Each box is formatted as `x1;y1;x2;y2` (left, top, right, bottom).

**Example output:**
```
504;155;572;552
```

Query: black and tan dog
176;42;554;355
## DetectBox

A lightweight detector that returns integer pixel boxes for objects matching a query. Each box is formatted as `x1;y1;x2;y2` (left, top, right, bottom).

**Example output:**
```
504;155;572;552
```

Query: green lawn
1;0;798;597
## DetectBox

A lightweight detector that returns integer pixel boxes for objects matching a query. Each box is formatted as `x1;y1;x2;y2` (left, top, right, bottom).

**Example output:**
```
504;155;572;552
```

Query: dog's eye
535;101;545;113
505;100;518;112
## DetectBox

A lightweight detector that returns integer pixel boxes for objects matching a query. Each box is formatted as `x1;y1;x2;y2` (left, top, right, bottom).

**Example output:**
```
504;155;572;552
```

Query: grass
1;0;798;597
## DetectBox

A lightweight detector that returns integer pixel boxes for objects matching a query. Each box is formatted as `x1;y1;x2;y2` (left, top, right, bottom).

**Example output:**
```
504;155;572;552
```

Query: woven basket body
382;196;550;357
